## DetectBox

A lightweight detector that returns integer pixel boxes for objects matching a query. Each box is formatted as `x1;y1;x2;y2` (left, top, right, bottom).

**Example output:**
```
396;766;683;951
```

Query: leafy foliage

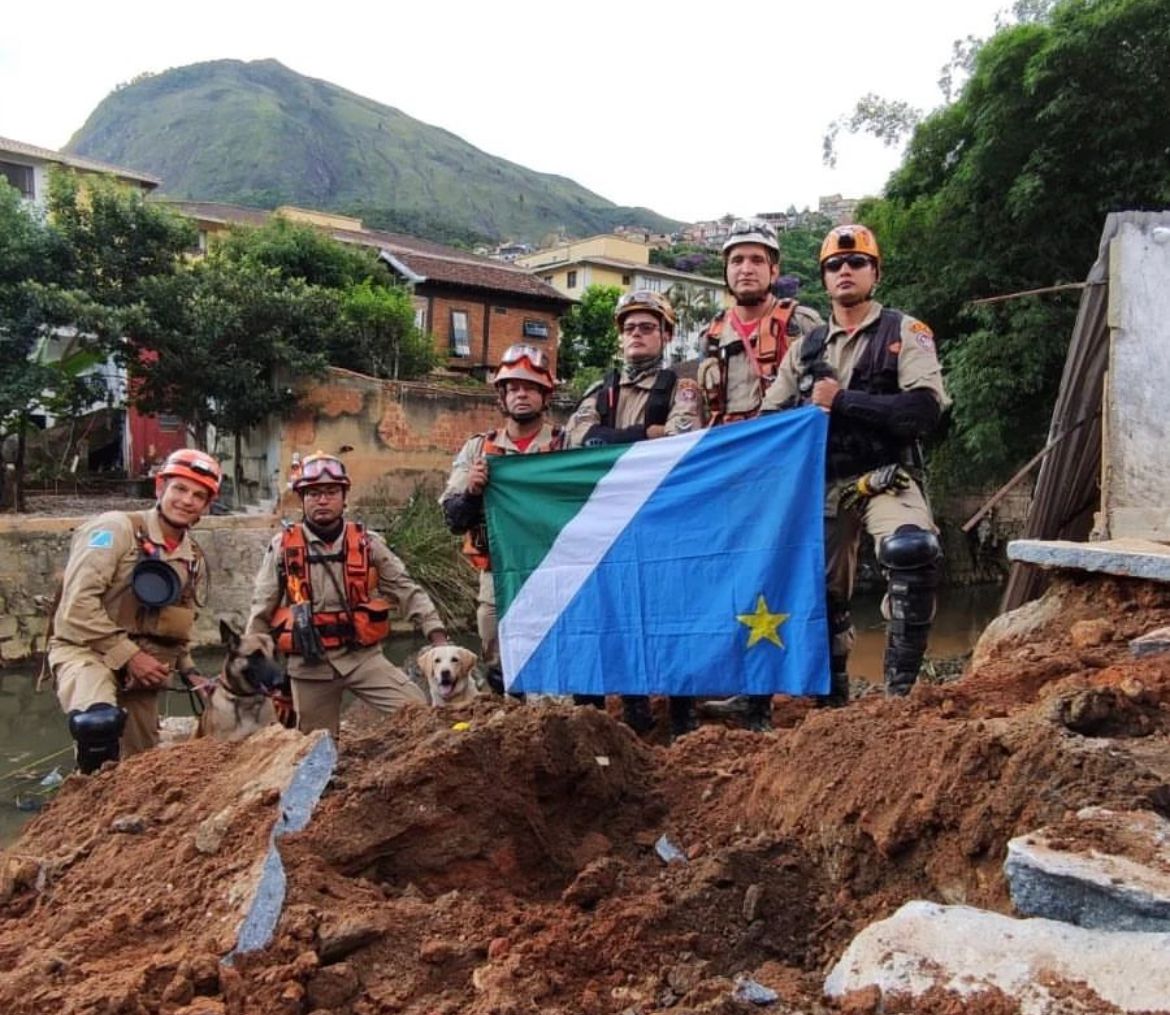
856;0;1170;487
557;285;622;381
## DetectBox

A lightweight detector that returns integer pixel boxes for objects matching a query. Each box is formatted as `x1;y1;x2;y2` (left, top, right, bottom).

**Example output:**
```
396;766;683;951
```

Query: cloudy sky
1;0;1012;223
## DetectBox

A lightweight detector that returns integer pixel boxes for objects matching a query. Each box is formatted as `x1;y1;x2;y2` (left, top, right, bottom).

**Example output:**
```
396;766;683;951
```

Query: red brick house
161;202;573;377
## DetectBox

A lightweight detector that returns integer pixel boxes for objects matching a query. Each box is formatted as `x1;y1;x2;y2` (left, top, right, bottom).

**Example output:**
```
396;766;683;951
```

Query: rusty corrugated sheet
1000;211;1168;611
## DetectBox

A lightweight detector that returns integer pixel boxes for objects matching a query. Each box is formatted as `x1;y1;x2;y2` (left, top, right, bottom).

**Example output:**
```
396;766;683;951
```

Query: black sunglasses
824;253;874;273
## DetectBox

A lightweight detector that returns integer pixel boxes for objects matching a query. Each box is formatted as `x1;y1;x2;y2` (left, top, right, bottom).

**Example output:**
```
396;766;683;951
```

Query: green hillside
65;59;679;245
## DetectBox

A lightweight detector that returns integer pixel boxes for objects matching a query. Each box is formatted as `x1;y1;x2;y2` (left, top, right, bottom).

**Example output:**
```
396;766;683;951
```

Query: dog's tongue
439;680;456;699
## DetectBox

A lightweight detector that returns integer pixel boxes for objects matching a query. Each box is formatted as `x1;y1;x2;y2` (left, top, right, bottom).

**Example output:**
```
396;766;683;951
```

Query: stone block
1008;538;1170;582
824;899;1170;1014
1005;807;1170;932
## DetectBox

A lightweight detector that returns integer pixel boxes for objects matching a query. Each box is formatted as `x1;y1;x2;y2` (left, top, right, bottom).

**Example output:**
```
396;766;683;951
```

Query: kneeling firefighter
247;452;447;738
48;449;223;772
761;225;950;702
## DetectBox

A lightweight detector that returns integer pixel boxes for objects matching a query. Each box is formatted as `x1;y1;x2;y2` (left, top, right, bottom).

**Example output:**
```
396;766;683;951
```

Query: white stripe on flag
500;428;705;684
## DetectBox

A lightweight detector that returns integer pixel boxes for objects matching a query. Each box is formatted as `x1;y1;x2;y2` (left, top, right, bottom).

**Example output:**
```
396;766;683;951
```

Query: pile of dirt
2;574;1170;1014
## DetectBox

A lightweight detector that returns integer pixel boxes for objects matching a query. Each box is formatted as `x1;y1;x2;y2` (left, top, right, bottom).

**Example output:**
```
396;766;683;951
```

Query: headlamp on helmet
722;219;780;258
819;225;881;270
614;289;677;333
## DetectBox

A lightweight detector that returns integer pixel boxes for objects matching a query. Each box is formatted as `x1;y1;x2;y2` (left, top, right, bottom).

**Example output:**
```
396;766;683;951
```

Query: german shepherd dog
195;621;284;740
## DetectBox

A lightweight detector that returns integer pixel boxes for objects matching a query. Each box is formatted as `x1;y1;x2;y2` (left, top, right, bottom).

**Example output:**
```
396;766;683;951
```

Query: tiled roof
0;136;161;187
158;200;571;305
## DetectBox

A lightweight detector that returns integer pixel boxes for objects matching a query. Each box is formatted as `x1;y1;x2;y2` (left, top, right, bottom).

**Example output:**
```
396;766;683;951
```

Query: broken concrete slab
1005;807;1170;932
824;899;1170;1014
1131;625;1170;658
1008;538;1170;582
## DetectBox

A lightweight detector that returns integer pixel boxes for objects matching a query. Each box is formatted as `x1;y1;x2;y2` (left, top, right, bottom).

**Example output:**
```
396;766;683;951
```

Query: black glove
840;465;912;513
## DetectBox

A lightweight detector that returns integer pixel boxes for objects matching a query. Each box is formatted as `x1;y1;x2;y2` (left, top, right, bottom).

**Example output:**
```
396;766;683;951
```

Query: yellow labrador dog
417;645;480;707
195;621;284;740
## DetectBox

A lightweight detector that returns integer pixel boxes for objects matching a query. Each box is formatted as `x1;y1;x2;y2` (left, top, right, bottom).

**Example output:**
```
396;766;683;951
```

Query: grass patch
357;481;477;633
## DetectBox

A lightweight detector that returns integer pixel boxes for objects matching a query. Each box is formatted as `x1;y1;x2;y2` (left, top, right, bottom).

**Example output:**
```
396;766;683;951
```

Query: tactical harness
594;368;677;429
461;428;564;570
271;521;391;654
798;309;918;480
702;298;797;420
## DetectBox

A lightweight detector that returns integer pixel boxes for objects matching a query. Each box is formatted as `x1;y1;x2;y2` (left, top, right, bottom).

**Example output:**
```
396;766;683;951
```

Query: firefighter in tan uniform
49;449;223;772
696;220;823;731
565;290;703;449
761;225;951;703
697;219;824;426
247;453;445;737
565;290;703;738
441;345;563;694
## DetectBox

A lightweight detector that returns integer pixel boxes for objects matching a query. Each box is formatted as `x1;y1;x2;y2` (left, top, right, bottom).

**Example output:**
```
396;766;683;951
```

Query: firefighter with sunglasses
697;219;824;427
441;345;563;695
761;225;950;704
247;452;447;737
565;289;703;738
48;449;222;772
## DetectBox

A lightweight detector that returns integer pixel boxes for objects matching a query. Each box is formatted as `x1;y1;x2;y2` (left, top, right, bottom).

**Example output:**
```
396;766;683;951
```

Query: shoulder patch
675;378;700;403
909;320;935;349
87;530;115;549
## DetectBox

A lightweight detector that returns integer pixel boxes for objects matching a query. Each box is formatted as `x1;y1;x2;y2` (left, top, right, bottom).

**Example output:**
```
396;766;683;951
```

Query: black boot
621;695;655;734
668;697;697;740
744;695;772;732
815;660;850;708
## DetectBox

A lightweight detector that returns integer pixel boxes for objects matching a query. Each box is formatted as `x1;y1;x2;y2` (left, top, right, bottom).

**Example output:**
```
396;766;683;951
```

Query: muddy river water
0;585;1001;845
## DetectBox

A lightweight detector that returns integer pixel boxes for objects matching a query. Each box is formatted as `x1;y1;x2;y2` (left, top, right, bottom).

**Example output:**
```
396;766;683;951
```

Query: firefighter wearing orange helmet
441;345;564;694
247;452;447;737
48;449;223;772
762;225;951;704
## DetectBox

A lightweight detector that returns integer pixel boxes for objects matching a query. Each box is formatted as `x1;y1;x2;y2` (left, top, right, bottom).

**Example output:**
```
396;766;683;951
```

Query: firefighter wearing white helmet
441;345;565;694
48;448;223;771
761;224;951;705
696;219;824;429
695;220;823;732
565;290;704;739
248;451;447;736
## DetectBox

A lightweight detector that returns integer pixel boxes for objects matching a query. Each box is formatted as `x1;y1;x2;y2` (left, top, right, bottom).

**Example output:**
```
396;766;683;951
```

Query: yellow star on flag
737;594;790;649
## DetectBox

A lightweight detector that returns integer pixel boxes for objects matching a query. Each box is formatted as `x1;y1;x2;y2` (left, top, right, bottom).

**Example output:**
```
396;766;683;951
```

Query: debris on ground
1;573;1169;1014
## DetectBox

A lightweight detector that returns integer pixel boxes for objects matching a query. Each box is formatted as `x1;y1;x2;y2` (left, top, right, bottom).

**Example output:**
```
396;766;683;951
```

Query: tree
337;279;435;380
557;284;622;383
0;174;194;509
846;0;1170;486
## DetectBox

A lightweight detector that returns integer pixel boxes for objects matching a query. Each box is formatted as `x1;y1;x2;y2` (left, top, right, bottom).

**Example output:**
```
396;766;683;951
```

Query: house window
522;319;550;340
0;161;35;200
622;275;631;285
449;310;471;357
566;270;578;289
158;414;182;433
414;306;427;330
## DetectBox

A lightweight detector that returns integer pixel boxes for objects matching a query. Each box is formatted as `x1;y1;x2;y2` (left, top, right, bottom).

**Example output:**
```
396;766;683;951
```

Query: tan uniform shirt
440;422;563;505
760;301;950;411
49;509;200;673
246;520;444;680
697;299;824;417
564;368;703;448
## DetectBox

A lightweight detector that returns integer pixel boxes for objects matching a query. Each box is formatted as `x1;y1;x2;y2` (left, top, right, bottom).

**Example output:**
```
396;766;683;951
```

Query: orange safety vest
702;298;797;421
271;521;391;654
461;427;563;571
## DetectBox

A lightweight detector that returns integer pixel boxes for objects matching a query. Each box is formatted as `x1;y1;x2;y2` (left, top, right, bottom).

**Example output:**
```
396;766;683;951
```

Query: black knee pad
68;703;127;774
880;526;941;635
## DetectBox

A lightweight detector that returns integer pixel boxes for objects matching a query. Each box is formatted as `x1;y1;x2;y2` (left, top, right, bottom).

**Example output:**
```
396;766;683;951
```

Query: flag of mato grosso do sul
485;407;830;697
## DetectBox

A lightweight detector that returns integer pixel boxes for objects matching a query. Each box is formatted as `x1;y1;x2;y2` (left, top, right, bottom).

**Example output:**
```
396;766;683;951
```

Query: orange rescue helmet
614;289;677;334
155;449;222;498
292;452;351;494
494;344;555;392
819;225;881;270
